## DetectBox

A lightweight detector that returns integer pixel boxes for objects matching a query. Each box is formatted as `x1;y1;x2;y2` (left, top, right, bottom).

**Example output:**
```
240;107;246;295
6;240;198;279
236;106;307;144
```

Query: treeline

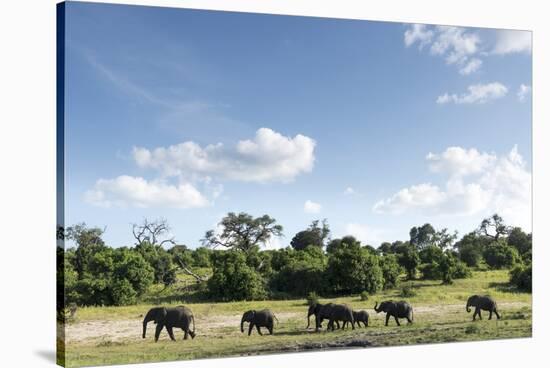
57;213;532;309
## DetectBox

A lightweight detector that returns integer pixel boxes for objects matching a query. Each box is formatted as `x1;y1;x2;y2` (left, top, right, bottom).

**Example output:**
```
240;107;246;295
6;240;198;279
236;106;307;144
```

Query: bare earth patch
64;302;529;344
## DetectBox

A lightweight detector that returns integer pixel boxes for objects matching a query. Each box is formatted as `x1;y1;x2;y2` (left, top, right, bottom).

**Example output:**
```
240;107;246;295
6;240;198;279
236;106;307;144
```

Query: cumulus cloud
404;24;434;49
373;146;531;230
436;82;508;104
459;58;483;75
426;147;497;177
517;84;532;102
304;200;322;214
493;30;532;55
405;25;481;74
84;175;210;209
133;128;316;183
404;26;530;75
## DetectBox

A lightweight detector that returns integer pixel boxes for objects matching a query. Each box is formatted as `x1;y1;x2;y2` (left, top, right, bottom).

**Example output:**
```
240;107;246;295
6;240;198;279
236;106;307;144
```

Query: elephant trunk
466;303;471;313
374;302;380;313
240;316;246;333
142;309;156;338
142;317;151;338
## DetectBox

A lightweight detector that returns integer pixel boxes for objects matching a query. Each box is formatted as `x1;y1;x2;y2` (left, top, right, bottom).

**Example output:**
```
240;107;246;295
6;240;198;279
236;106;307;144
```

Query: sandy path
64;302;529;344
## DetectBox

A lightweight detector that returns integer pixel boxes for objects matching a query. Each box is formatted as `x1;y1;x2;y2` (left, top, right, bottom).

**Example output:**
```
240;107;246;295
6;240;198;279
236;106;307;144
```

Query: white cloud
134;128;316;183
459;58;482;75
373;146;531;230
517;84;531;102
304;200;322;214
84;175;210;209
405;25;481;74
404;26;531;75
493;30;532;55
426;147;497;177
344;187;356;195
436;82;508;104
404;24;434;49
344;223;385;246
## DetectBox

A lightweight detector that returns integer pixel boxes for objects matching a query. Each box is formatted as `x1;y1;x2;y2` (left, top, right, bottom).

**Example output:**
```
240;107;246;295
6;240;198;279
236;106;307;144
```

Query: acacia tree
478;213;510;240
201;212;283;252
132;218;206;283
290;219;331;250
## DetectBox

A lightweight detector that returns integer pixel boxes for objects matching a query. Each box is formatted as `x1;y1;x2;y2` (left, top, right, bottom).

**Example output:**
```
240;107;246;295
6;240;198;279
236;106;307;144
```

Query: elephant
374;301;413;326
352;310;369;328
466;295;501;321
307;303;354;332
142;306;195;342
241;309;278;336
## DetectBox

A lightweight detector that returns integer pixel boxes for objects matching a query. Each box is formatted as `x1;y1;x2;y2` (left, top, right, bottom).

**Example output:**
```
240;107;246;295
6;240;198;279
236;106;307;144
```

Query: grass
62;270;531;367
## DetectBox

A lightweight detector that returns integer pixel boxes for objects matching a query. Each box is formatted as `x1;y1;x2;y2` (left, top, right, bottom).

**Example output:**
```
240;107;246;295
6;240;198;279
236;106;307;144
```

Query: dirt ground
64;303;528;344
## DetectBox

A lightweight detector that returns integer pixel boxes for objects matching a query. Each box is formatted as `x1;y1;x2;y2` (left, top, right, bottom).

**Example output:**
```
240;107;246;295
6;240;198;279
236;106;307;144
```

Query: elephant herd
142;294;501;342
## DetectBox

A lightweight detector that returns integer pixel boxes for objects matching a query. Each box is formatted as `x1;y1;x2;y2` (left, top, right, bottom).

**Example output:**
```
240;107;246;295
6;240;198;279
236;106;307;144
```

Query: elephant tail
411;309;414;322
274;314;280;325
192;315;196;334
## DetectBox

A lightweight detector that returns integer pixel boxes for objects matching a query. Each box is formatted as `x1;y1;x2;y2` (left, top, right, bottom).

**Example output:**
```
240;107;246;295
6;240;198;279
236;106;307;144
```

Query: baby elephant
466;295;501;321
353;310;369;327
241;309;278;336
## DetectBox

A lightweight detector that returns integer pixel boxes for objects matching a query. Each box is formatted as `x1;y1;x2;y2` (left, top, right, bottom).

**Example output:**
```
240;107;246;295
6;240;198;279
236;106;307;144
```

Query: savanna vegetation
57;212;532;367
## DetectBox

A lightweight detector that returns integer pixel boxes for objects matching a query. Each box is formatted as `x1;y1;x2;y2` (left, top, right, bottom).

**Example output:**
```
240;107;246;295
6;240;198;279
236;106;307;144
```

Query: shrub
306;291;320;306
400;284;417;297
483;243;520;269
465;324;480;334
360;291;369;301
325;244;383;295
510;264;532;292
379;254;402;289
208;251;267;301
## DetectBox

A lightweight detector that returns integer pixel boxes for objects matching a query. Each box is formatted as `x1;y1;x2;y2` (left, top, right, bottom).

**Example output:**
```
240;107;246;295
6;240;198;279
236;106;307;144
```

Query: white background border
0;1;548;367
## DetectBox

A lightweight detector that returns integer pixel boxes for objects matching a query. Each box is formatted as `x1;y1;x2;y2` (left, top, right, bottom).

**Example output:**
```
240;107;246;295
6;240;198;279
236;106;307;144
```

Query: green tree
455;231;490;267
399;244;420;280
478;213;510;241
379;254;402;289
326;235;360;254
202;212;283;252
483;240;521;269
325;242;383;294
208;251;267;301
507;227;532;256
510;264;532;292
409;223;436;250
290;219;330;250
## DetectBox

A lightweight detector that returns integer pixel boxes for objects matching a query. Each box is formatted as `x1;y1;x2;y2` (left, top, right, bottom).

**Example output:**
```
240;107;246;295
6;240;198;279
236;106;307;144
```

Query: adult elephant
466;295;501;321
307;303;354;332
142;305;195;342
241;309;278;336
374;301;413;326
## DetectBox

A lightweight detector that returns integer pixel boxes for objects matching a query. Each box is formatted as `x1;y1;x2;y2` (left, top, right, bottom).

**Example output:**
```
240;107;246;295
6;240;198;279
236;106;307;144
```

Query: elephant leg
385;314;390;326
494;309;501;320
351;319;355;330
489;310;493;320
394;316;400;326
166;326;176;341
256;325;263;336
335;321;340;329
268;324;273;335
406;316;413;324
183;329;189;340
248;323;254;336
477;308;482;320
364;321;369;328
154;323;164;342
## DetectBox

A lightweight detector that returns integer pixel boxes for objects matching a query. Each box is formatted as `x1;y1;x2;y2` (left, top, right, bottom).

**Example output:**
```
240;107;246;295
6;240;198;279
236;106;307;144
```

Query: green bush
510;264;532;292
483;242;520;269
325;243;383;295
400;284;417;297
379;254;402;289
269;246;327;296
208;251;267;301
360;291;369;301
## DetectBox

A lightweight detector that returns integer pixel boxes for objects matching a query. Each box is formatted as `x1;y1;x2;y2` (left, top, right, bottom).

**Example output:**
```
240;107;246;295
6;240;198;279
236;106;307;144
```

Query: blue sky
63;2;532;249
